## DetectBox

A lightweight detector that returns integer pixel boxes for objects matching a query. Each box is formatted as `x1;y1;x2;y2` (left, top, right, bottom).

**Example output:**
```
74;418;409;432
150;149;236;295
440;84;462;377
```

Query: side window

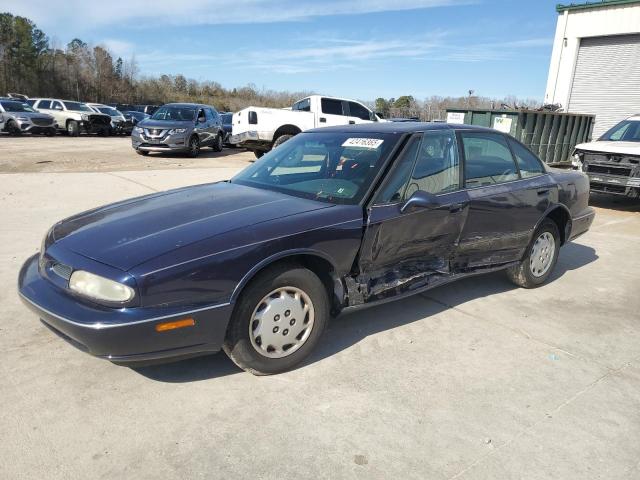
374;136;421;204
405;130;460;197
461;132;519;187
197;109;206;122
321;98;344;116
508;138;545;178
348;101;371;121
205;108;214;122
292;98;310;112
50;101;62;110
38;100;51;109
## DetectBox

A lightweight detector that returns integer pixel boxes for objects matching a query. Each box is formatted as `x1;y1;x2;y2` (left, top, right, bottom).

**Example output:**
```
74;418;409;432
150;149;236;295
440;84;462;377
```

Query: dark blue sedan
19;123;595;375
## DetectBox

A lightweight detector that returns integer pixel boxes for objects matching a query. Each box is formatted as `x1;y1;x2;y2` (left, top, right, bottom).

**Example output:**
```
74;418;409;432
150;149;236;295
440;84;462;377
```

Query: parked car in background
231;95;384;158
29;98;111;136
572;115;640;198
0;98;56;135
220;112;235;146
131;103;224;157
86;103;132;135
122;111;150;126
20;123;594;375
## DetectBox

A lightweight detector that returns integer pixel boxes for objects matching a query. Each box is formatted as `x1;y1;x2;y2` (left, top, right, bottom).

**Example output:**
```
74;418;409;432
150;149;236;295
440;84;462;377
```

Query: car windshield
98;107;120;117
599;120;640;142
63;101;92;112
231;132;400;204
151;106;195;121
0;101;36;113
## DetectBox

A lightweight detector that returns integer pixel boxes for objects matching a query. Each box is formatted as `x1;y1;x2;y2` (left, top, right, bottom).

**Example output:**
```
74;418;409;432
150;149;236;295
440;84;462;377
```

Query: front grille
586;164;632;177
32;118;53;126
51;262;73;280
145;128;166;137
590;183;627;194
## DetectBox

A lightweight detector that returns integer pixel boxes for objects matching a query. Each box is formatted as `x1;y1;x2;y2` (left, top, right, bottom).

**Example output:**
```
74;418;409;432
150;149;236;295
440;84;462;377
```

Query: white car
231;95;383;158
572;114;640;198
28;98;111;136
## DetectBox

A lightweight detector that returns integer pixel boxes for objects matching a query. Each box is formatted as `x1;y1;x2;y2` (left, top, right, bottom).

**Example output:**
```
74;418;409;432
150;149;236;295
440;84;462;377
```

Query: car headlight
69;270;135;303
81;114;90;121
169;128;186;134
572;153;583;171
133;126;143;133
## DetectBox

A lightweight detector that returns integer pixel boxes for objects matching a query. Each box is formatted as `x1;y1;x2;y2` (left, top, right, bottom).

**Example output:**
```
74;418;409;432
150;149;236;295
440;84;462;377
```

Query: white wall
544;3;640;108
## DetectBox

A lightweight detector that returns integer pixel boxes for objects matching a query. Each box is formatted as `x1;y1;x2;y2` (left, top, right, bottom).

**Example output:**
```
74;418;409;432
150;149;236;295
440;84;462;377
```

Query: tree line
1;12;540;115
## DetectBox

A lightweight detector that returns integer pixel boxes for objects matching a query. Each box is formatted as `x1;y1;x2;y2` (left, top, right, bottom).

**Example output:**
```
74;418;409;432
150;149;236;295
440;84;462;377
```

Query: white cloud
99;39;135;58
3;0;474;32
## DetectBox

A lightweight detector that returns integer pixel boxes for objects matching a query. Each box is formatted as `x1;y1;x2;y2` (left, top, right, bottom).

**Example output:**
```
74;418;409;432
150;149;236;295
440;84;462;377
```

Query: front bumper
16;120;56;133
18;254;233;363
586;172;640;198
131;131;189;152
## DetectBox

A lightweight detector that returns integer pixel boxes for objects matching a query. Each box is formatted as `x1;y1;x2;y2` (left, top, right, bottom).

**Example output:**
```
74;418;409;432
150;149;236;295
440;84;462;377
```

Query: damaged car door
354;130;468;302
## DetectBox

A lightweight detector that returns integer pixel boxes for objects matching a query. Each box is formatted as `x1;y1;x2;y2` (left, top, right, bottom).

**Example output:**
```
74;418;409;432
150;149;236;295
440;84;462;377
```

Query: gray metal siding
569;34;640;138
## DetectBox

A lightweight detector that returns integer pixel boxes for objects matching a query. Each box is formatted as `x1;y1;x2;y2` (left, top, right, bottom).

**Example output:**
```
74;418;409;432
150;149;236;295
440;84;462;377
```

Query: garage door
569;34;640;138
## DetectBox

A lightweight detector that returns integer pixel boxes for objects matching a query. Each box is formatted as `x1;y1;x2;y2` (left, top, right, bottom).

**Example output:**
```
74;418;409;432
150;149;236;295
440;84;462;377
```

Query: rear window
321;98;344;116
461;132;519;187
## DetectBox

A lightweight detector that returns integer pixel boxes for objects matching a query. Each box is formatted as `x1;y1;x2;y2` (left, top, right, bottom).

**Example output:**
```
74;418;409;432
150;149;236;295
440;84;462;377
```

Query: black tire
223;263;329;375
67;120;80;137
136;149;149;156
212;133;223;152
506;219;560;288
253;150;265;159
273;134;294;149
186;135;200;158
6;121;21;136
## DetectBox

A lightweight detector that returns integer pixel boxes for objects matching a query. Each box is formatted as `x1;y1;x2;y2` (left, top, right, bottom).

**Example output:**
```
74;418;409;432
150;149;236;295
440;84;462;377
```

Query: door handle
319;117;326;123
349;120;356;124
448;203;464;213
537;189;550;196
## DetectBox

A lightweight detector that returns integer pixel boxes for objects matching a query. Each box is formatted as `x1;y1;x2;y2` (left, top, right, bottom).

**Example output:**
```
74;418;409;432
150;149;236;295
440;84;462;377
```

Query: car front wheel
506;219;560;288
187;135;200;157
212;133;223;152
223;264;329;375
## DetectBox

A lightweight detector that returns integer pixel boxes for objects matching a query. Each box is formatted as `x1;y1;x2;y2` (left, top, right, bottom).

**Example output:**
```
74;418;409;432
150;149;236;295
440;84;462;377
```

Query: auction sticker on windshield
342;138;384;149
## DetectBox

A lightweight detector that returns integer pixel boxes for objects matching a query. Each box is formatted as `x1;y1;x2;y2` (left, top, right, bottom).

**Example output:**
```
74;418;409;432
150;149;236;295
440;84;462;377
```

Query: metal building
544;0;640;138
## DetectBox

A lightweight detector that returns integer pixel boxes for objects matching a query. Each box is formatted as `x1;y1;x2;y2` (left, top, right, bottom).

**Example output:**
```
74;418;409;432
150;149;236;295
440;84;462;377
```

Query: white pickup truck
230;95;383;158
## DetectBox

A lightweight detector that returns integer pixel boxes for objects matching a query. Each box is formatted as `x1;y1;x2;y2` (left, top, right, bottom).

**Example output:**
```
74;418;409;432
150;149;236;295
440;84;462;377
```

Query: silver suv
131;103;224;157
0;98;56;135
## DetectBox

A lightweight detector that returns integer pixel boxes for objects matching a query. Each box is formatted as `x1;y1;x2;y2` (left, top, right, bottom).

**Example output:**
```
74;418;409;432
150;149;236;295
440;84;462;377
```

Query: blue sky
4;0;562;101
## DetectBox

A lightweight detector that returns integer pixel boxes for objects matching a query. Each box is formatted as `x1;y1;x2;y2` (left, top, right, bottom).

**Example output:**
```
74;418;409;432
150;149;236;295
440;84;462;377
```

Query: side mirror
400;190;439;213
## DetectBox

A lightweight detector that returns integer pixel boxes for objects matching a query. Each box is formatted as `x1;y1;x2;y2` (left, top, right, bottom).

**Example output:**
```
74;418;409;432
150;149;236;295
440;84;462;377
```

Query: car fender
230;248;341;304
533;203;572;246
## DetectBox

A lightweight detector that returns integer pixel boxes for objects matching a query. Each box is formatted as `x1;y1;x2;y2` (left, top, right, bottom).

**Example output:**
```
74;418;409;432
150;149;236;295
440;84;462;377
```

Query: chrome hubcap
530;231;555;277
249;287;314;359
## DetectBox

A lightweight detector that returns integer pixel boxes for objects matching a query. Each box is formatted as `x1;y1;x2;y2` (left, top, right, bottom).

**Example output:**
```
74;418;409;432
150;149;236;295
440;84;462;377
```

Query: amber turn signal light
155;318;195;332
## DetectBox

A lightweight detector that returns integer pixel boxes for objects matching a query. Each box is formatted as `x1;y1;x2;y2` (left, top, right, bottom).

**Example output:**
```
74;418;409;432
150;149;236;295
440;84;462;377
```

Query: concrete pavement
1;167;639;479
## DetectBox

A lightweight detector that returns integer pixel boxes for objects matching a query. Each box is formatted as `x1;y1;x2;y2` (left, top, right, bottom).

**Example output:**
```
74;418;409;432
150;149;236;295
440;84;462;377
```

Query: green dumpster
445;108;595;165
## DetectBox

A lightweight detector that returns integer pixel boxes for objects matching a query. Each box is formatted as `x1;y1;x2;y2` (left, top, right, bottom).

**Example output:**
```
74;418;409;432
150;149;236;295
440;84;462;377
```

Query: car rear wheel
273;134;294;149
506;219;560;288
186;135;200;158
223;264;329;375
212;133;223;152
6;121;21;136
67;120;80;137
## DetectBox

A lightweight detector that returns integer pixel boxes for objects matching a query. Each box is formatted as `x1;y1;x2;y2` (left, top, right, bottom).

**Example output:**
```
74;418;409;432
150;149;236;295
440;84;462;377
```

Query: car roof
307;122;496;134
163;103;212;108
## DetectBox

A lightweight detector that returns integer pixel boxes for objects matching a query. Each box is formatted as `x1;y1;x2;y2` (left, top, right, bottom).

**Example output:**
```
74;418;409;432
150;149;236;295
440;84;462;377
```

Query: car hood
52;182;333;271
575;141;640;156
11;111;53;120
138;119;193;129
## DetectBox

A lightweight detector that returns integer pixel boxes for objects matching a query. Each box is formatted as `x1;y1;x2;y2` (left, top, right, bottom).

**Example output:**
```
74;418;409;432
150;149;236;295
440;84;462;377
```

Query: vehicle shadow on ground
133;242;598;383
590;193;640;212
145;148;246;160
